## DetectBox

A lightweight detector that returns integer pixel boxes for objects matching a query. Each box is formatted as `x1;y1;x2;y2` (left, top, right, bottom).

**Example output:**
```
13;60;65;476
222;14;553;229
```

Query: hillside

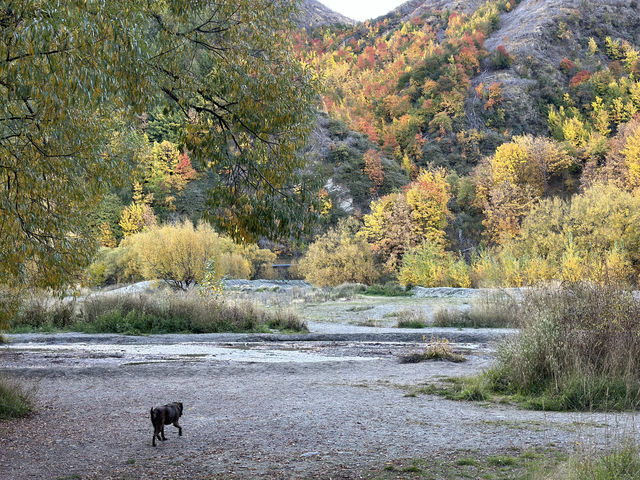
297;0;355;27
298;0;640;226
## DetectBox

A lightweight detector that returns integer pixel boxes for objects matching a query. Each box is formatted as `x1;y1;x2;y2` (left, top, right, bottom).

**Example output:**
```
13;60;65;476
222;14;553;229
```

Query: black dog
150;402;183;447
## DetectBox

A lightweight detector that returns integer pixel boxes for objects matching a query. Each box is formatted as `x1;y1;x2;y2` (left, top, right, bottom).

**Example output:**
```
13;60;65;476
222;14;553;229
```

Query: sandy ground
1;330;638;480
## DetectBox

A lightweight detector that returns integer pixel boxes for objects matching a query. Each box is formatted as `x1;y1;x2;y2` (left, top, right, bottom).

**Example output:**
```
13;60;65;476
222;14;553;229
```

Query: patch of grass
9;291;308;335
0;376;34;420
399;338;466;364
487;455;519;467
266;307;307;333
396;310;428;328
366;448;564;479
355;318;382;327
433;290;518;328
564;444;640;480
364;282;412;297
347;305;375;312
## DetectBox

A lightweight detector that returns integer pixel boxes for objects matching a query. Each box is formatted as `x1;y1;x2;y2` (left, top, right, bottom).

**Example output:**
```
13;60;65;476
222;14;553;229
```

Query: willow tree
0;1;318;302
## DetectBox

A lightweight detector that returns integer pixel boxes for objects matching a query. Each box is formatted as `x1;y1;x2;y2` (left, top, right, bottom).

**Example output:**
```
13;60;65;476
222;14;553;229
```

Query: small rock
300;452;320;458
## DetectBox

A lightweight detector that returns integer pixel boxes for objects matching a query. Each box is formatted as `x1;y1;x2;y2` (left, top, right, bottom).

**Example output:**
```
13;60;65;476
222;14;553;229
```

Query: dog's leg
153;426;161;446
173;421;182;436
161;424;166;441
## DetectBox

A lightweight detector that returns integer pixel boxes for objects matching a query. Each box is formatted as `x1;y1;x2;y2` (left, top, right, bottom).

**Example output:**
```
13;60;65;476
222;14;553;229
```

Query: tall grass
433;290;519;328
0;376;33;420
543;444;640;480
488;283;640;410
9;291;307;335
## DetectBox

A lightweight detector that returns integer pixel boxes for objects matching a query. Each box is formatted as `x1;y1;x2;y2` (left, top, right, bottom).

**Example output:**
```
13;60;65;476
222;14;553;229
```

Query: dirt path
1;333;638;479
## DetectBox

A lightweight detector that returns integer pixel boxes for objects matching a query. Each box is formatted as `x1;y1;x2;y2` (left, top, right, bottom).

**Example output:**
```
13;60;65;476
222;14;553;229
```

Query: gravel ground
1;332;638;480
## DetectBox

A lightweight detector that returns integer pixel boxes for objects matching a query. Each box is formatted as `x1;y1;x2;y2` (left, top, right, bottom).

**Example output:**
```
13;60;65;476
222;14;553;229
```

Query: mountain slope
297;0;355;27
296;0;640;244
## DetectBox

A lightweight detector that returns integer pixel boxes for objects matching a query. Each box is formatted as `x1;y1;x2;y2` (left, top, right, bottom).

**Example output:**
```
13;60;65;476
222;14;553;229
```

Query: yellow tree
475;135;574;244
361;169;450;271
622;124;640;189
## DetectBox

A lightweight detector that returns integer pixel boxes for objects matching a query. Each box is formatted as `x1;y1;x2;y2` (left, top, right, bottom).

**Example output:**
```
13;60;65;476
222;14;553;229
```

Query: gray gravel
1;332;638;480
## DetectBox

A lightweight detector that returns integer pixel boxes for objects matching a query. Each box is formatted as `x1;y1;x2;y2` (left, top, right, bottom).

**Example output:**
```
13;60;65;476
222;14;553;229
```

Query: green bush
396;310;428;328
565;444;640;480
364;282;412;297
12;297;75;331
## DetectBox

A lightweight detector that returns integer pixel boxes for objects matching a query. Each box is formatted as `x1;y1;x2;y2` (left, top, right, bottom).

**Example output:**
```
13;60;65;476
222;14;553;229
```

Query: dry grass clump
396;310;429;328
488;283;640;410
11;295;75;331
433;290;519;328
400;337;466;363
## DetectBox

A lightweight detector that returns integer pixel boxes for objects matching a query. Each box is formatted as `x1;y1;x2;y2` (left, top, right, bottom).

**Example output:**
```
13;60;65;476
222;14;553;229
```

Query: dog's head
177;402;183;416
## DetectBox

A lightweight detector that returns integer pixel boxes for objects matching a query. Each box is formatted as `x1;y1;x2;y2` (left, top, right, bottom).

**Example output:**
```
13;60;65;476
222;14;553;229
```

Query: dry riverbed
0;288;638;479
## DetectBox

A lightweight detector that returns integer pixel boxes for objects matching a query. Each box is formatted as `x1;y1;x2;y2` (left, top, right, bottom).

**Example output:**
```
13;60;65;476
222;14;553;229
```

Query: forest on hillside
294;0;640;288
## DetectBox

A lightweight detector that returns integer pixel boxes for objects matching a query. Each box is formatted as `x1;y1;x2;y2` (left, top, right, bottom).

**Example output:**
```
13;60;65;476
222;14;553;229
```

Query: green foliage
86;247;142;287
565;444;640;480
89;194;126;245
87;221;275;288
298;219;379;287
364;282;412;297
0;1;319;320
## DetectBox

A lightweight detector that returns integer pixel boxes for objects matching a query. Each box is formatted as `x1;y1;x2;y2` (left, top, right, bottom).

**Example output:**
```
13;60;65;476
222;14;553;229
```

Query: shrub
98;220;276;289
559;57;575;74
399;242;471;288
493;45;513;68
76;292;307;334
396;310;428;328
299;219;379;287
433;290;519;328
364;282;412;297
11;296;76;331
399;337;466;363
487;283;640;410
86;246;142;286
563;444;640;480
0;376;34;419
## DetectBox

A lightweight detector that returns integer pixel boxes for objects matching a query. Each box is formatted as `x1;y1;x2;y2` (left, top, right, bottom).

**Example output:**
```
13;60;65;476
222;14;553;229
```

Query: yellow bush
399;243;470;288
299;220;379;287
217;253;251;280
115;220;273;289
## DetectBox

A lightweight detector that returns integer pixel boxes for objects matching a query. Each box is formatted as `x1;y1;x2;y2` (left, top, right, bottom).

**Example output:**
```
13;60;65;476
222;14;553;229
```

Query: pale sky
318;0;408;22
